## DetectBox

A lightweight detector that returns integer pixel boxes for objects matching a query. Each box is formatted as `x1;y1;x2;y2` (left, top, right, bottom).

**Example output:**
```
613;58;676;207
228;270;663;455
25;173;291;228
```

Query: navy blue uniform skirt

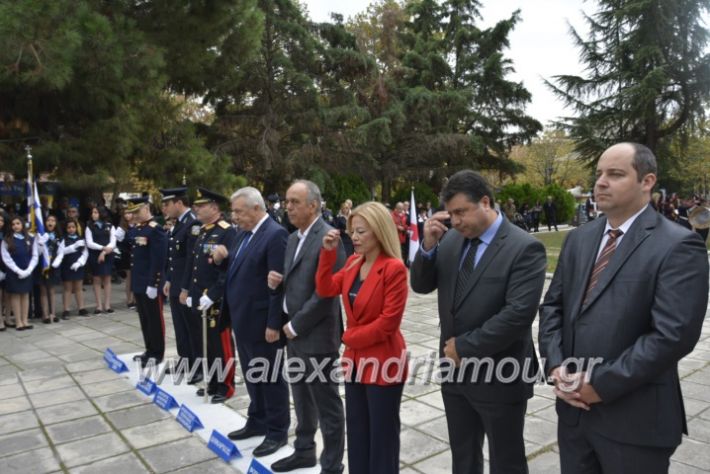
5;270;34;294
88;250;114;276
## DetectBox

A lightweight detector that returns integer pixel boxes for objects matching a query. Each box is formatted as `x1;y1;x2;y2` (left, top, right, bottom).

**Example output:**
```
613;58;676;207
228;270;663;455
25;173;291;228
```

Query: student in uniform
52;218;88;319
86;206;116;314
38;215;62;323
0;210;7;330
1;216;39;330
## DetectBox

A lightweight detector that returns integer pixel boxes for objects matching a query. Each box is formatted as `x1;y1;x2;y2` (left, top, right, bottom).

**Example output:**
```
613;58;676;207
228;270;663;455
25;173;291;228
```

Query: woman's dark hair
440;170;496;207
4;215;29;253
64;218;80;235
89;205;110;223
45;214;62;239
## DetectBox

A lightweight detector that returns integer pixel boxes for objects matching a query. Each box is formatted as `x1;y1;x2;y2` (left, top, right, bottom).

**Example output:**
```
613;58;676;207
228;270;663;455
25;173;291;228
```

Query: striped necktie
583;229;623;304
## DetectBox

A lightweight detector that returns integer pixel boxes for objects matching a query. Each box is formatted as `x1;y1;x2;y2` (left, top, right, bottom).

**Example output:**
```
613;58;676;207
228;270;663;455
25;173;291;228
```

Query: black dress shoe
25;325;34;330
133;353;147;361
195;387;217;397
228;425;267;441
140;357;162;368
0;327;5;332
61;311;70;320
105;308;115;314
271;452;317;472
253;438;287;457
188;373;204;385
42;318;51;324
78;308;89;316
94;308;102;315
5;322;16;328
210;393;228;404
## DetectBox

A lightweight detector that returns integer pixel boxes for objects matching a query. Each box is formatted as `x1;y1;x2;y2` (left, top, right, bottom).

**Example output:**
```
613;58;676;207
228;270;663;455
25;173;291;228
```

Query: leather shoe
133;353;147;361
228;425;266;441
210;393;228;404
271;452;317;472
253;438;287;457
187;373;204;385
196;387;217;397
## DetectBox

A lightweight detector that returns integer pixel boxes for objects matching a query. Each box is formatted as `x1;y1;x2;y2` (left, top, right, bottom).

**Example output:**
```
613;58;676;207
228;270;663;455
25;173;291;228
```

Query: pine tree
546;0;710;177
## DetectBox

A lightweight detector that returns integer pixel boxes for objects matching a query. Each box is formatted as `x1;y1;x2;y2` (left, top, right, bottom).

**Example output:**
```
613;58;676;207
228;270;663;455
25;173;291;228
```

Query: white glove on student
146;286;158;299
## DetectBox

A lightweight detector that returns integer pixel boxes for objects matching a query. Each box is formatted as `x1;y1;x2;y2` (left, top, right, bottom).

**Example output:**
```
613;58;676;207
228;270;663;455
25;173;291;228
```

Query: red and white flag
408;189;419;263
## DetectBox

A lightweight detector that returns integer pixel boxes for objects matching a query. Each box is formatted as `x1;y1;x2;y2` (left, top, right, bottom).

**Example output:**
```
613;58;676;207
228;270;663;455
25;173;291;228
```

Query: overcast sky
301;0;593;127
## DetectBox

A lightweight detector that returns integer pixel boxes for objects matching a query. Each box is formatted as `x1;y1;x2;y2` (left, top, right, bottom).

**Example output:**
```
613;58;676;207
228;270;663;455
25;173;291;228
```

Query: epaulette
218;221;230;229
149;221;158;228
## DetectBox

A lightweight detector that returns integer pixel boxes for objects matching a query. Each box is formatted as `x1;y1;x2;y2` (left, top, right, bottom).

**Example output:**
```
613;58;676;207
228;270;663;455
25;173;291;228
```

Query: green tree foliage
0;0;262;195
497;182;577;223
546;0;710;179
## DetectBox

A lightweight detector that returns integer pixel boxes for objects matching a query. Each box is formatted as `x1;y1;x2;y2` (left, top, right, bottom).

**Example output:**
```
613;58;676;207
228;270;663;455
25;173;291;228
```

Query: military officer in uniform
179;188;238;404
160;187;203;383
127;196;168;368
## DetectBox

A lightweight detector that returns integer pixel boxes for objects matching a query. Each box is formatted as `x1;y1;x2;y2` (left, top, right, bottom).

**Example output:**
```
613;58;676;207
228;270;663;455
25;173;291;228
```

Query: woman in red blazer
316;201;408;474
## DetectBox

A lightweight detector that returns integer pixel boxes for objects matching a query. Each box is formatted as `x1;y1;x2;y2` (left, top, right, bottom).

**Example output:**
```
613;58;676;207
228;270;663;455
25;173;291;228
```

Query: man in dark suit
160;187;202;383
543;196;559;231
410;170;547;474
539;143;709;473
213;186;289;457
267;180;346;473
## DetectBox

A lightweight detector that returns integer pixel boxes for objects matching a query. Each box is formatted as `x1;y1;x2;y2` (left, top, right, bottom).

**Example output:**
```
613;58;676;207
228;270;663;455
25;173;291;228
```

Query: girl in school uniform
1;216;39;330
85;206;116;314
0;211;8;331
115;210;136;309
38;215;62;323
52;218;88;319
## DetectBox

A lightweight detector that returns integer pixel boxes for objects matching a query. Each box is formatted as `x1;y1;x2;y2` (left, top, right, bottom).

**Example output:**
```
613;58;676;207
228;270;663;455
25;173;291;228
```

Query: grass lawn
533;229;571;274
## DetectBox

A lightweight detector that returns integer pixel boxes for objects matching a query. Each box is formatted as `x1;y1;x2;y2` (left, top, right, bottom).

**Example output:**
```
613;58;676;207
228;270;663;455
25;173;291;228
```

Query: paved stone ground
1;271;709;473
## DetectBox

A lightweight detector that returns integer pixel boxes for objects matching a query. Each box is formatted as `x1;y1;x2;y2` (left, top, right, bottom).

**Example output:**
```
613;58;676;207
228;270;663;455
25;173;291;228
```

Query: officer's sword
201;290;208;404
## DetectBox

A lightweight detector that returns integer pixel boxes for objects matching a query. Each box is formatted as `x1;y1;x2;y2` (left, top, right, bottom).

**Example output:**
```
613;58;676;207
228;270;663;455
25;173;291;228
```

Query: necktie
583;229;623;304
235;231;253;261
454;238;480;304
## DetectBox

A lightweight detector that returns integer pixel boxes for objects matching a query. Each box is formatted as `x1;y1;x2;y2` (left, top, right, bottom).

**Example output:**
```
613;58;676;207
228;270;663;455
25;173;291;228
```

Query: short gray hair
292;179;322;207
230;186;266;211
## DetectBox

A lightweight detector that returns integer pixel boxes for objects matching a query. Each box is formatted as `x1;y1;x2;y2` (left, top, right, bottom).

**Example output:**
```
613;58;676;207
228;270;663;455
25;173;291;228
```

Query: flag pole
25;145;35;232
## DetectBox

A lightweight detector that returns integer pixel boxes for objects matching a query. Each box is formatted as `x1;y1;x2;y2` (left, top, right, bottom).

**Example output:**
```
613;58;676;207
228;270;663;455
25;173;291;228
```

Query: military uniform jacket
130;219;168;293
182;219;237;305
165;211;200;297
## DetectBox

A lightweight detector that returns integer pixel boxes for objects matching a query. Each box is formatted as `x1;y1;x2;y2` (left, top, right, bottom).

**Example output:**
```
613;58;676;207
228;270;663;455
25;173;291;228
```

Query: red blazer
316;248;408;385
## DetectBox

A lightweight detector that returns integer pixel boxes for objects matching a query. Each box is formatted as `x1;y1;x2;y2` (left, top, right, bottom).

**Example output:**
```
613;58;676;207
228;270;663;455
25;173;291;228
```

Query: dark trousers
546;212;558;231
169;295;198;366
442;383;528;474
134;293;165;360
288;347;345;473
558;417;675;474
236;338;290;441
190;308;235;397
345;381;403;474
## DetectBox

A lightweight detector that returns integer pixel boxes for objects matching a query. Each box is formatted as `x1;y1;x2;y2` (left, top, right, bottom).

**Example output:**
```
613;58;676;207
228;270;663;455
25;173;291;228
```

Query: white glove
0;271;5;282
198;295;214;311
74;240;85;248
18;269;31;279
146;286;158;299
186;297;192;308
70;262;81;271
52;259;61;269
38;233;49;245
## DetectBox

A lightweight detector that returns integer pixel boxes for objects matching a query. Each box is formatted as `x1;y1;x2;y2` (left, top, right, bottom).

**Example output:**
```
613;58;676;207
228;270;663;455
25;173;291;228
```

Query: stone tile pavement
1;276;709;473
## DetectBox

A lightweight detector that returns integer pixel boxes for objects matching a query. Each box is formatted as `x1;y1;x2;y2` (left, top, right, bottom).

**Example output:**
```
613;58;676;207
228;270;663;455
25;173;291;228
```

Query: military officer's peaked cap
193;187;228;205
159;187;188;202
125;196;150;213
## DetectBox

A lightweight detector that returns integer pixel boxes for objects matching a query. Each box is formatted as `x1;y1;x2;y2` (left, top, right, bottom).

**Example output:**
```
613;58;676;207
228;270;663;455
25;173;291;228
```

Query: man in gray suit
539;143;709;473
411;170;547;474
268;180;346;473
